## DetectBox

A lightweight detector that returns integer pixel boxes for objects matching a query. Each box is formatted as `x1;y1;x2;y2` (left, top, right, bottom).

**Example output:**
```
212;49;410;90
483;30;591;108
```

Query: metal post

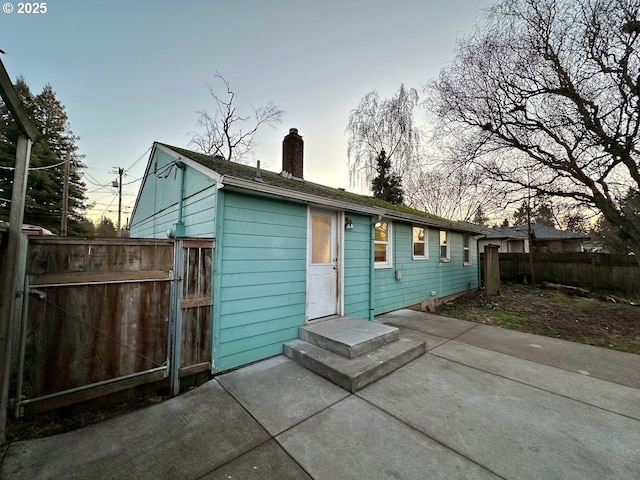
527;193;536;285
169;239;184;396
61;152;70;236
117;167;123;237
0;135;32;443
14;272;32;418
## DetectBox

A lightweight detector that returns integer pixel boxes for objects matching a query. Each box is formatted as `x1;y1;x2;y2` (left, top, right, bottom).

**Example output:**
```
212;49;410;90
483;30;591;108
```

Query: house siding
214;190;307;371
130;144;486;376
343;212;373;319
373;223;478;315
130;148;217;238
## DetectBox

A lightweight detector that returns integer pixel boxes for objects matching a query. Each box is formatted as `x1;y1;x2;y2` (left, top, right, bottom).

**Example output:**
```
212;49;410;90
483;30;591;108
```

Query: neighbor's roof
530;224;590;240
157;143;483;234
483;225;589;240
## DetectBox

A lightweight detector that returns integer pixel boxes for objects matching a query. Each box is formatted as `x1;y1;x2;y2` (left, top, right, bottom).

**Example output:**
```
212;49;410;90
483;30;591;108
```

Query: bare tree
346;84;421;188
403;157;506;221
189;72;283;163
429;0;640;254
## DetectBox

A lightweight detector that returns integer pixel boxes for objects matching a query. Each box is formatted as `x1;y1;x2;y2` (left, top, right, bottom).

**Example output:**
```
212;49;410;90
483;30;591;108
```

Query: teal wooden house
130;129;482;373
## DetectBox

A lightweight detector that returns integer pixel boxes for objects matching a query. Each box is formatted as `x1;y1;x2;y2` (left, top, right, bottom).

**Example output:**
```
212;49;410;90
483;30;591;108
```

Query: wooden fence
12;236;214;416
495;252;640;296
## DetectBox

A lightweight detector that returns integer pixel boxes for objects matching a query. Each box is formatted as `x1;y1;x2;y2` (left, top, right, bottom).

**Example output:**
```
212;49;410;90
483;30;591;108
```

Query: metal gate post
11;234;29;418
169;239;184;396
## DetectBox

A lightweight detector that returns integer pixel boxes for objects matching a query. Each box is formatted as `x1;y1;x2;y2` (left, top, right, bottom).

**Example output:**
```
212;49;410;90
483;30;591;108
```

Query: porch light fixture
345;216;353;230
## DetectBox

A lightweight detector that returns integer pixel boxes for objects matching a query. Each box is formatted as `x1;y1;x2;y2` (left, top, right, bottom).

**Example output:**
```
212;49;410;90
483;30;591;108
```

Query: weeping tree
429;0;640;255
346;84;421;189
189;72;283;164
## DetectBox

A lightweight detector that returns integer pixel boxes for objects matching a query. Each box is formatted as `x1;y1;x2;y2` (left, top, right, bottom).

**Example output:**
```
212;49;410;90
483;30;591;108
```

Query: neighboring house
129;129;483;372
479;224;589;254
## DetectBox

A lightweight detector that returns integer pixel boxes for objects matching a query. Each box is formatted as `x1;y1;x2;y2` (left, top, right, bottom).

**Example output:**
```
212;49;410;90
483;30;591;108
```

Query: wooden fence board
493;252;640;295
179;241;212;371
16;237;213;415
21;239;174;402
31;270;171;286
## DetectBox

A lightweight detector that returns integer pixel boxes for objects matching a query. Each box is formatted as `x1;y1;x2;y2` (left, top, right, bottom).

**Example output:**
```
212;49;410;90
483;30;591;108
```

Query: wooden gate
170;239;214;395
13;236;214;415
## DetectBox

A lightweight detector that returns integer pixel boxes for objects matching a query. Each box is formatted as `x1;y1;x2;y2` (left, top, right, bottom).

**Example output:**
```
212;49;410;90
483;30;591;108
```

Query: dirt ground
437;283;640;355
5;391;170;443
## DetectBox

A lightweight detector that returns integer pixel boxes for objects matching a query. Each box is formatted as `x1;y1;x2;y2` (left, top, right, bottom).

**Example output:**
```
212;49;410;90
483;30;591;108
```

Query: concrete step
299;317;399;359
283;337;426;393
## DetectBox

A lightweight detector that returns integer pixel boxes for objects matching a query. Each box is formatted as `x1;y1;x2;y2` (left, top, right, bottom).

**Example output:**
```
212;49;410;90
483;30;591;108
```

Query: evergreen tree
512;201;529;227
512;198;556;228
95;216;117;237
472;206;489;226
594;189;640;254
535;202;555;228
371;150;404;205
0;77;90;234
564;212;588;234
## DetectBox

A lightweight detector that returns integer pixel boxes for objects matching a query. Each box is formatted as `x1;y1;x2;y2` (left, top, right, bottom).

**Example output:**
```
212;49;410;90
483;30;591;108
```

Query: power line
86;185;113;194
123;176;143;186
126;146;152;171
0;159;68;171
83;170;110;187
98;194;117;219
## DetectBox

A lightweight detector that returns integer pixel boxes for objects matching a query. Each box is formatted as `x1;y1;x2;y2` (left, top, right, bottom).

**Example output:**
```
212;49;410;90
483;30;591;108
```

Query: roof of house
157;143;484;234
483;224;589;241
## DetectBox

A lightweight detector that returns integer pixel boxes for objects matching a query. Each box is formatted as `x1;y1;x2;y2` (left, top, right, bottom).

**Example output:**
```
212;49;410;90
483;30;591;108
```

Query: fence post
169;239;184;397
484;245;501;295
0;137;32;442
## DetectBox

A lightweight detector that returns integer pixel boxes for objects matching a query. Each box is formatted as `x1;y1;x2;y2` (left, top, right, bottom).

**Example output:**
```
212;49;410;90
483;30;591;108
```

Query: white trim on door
306;207;342;321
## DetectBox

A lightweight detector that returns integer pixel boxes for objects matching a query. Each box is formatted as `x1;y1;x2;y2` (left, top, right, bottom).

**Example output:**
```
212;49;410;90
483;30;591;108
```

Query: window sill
374;263;393;269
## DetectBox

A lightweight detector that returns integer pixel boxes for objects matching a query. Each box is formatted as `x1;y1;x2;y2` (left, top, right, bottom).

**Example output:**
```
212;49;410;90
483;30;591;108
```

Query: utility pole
117;167;123;237
60;152;70;236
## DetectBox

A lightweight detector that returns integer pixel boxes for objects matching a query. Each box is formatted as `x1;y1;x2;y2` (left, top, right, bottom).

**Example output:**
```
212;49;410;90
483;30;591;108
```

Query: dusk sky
1;0;492;224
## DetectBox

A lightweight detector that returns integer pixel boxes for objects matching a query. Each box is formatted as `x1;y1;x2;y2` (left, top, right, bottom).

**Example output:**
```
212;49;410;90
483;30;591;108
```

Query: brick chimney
282;128;303;179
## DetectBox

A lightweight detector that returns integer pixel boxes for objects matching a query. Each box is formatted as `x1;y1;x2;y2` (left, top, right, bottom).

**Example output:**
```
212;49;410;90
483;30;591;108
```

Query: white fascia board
221;176;482;234
129;144;158;224
155;143;224;188
380;211;483;234
221;176;385;216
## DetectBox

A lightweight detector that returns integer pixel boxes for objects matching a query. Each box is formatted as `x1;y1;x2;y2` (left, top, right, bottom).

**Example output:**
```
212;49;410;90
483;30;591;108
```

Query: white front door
307;209;338;320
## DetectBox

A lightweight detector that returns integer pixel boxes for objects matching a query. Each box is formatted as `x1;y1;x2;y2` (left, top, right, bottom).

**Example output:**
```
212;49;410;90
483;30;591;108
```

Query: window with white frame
374;220;393;268
463;234;471;265
439;230;449;261
413;226;428;259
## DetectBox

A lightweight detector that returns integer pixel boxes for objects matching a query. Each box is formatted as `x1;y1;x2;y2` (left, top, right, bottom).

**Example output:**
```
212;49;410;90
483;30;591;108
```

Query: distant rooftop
483;224;589;240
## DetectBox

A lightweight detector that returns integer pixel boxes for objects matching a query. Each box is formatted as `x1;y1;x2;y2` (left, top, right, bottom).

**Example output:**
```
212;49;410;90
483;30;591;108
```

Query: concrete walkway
2;310;639;479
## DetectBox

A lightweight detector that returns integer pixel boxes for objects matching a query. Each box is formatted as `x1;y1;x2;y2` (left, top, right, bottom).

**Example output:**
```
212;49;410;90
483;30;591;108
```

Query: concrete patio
2;310;639;479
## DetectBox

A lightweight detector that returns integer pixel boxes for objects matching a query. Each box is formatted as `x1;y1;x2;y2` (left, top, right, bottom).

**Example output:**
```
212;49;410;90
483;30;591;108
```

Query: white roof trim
155;144;482;234
222;176;480;233
154;143;224;188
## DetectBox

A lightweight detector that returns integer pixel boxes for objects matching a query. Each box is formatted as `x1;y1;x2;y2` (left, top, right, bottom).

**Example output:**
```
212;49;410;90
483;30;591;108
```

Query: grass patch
490;311;522;326
436;283;640;355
